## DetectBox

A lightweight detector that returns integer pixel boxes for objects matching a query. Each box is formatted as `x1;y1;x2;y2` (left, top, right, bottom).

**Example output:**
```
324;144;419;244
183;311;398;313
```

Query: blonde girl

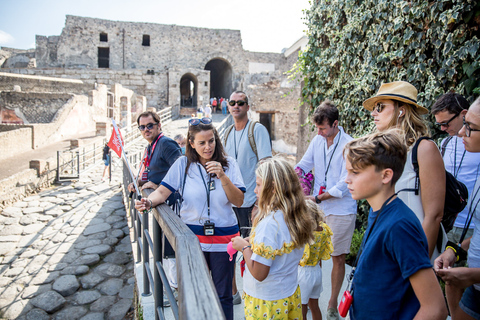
298;200;333;320
363;81;446;260
231;156;315;320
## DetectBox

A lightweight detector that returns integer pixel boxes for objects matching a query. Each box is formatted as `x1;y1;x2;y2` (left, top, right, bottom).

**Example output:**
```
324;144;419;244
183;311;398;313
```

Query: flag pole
112;119;142;197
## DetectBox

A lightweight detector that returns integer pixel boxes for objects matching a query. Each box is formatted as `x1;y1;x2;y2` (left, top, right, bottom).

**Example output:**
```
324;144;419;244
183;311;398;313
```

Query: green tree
297;0;480;140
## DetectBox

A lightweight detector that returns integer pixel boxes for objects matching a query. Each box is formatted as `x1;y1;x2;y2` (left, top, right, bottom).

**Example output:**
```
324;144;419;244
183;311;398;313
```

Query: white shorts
297;264;323;304
325;214;356;256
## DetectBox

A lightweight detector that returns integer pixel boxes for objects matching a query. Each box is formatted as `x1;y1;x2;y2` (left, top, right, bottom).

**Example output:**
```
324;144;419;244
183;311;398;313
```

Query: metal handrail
122;153;225;320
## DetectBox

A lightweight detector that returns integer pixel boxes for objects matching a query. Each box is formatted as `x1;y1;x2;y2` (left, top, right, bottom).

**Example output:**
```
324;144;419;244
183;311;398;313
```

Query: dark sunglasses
228;100;247;107
138;123;158;131
372;102;394;114
436;112;460;128
463;116;480;137
189;117;213;126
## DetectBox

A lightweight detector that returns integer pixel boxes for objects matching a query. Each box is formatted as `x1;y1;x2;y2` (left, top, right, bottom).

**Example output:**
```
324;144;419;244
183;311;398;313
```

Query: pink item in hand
227;242;236;261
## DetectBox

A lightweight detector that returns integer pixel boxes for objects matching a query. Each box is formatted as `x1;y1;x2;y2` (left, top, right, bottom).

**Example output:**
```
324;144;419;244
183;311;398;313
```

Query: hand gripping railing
123;158;225;320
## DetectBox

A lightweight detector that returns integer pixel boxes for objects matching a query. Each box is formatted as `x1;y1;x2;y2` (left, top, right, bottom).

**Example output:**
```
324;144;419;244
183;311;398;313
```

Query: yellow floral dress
243;210;303;320
299;221;334;267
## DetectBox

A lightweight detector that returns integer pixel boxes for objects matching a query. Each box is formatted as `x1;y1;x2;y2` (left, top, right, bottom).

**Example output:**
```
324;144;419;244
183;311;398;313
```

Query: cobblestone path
0;165;134;320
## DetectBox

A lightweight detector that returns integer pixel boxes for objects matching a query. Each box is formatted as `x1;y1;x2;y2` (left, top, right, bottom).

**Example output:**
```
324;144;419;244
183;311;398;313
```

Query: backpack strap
440;136;453;157
223;124;235;147
411;137;433;196
397;137;432;196
248;121;259;160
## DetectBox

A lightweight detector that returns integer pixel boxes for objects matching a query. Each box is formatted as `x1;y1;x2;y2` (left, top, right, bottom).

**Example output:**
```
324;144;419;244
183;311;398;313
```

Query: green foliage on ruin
295;0;480;140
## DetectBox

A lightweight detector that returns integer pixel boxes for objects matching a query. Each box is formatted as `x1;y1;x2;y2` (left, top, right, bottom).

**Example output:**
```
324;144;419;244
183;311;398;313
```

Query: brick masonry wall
0;72;92;94
0;127;33;160
1;91;73;123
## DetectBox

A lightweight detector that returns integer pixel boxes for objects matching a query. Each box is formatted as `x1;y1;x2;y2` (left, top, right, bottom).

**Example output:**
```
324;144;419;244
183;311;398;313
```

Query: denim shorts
460;285;480;319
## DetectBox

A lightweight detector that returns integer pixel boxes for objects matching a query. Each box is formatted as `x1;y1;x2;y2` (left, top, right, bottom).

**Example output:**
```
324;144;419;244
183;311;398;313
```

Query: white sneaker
232;291;242;305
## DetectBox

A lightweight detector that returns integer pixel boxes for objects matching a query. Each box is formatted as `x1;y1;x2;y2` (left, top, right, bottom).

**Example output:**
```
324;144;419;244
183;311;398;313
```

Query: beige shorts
325;214;356;256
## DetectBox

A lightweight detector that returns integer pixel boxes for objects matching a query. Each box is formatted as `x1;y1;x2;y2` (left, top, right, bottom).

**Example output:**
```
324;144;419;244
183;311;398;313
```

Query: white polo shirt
161;156;246;252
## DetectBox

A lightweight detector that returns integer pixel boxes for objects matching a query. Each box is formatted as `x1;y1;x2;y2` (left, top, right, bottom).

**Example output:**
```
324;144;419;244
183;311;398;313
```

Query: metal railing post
56;151;60;182
153;217;164;318
142;208;150;296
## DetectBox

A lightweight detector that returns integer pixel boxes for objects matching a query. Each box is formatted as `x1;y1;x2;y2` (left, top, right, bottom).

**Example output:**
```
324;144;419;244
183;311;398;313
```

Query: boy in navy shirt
343;130;447;319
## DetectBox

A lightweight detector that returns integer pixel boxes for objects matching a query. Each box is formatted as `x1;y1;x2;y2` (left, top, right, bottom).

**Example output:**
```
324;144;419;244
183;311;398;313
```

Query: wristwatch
315;195;322;204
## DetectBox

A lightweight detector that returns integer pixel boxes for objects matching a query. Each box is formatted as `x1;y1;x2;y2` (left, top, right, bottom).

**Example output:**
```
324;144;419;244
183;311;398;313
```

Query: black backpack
407;137;468;235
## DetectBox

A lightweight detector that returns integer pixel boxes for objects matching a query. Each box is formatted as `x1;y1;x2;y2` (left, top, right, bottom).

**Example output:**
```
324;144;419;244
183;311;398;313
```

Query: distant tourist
102;144;110;181
174;134;187;154
204;104;212;118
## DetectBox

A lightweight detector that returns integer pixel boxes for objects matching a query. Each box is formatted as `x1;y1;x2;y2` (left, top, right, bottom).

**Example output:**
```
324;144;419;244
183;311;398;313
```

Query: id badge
208;180;216;191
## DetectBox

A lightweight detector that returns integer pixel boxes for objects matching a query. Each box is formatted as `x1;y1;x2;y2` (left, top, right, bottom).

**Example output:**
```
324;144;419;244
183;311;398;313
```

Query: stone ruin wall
36;15;249;72
2;15;305;152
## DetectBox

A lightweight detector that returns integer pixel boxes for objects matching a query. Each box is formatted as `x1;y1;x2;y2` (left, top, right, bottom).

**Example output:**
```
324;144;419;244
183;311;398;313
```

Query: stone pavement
0;164;134;320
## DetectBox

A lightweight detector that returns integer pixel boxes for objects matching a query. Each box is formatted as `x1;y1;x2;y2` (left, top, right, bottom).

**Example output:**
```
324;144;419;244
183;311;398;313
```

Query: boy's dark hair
431;92;469;115
137;111;161;125
344;130;407;185
312;99;339;126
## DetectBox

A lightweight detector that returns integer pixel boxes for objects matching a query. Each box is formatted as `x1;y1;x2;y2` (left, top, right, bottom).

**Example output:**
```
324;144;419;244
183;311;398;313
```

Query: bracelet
148;199;153;209
445;246;460;262
242;245;251;252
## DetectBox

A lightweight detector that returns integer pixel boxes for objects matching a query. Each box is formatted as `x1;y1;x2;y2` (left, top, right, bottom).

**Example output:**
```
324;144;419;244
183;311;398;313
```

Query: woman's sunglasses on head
228;100;247;107
189;117;213;126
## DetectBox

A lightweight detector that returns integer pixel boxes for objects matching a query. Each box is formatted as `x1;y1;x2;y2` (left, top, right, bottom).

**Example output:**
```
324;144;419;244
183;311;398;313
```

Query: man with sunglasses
432;93;480;245
129;111;182;305
128;111;182;194
224;90;272;304
435;97;480;320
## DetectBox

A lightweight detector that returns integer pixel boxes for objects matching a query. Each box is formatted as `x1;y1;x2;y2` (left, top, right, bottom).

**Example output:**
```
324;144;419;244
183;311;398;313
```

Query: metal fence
56;107;174;182
122;152;225;320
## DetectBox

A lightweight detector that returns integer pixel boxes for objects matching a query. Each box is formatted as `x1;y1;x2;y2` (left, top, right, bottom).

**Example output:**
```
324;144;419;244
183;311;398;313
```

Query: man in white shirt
432;92;480;243
295;100;357;320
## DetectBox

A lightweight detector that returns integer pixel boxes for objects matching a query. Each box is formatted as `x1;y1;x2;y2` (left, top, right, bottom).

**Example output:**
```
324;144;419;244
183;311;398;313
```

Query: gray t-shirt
224;120;272;207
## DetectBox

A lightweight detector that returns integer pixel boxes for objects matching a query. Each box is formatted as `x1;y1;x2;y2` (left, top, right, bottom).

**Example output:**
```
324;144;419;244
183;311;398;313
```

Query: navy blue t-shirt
350;198;432;320
146;135;182;185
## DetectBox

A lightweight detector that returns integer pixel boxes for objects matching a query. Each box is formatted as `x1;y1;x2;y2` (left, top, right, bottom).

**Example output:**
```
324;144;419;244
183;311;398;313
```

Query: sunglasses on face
436;112;460;128
189;117;213;126
463;116;480;137
138;123;158;131
228;100;247;107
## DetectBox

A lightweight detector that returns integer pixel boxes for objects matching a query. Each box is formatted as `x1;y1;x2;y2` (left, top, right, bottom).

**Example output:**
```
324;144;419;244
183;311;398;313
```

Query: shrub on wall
297;0;480;140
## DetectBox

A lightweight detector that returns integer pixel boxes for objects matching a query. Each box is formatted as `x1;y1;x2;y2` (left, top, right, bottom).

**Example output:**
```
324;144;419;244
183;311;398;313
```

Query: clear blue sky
0;0;310;53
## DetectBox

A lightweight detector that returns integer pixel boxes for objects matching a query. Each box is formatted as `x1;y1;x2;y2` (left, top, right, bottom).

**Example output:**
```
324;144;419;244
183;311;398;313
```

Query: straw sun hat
363;81;429;115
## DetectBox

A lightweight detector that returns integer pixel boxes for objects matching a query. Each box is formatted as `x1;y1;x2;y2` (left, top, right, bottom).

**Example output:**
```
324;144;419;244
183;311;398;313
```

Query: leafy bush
296;0;480;140
346;227;365;266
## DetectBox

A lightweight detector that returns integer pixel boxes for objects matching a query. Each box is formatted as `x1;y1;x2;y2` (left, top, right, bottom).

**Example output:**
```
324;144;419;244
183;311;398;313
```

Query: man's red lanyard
140;133;163;180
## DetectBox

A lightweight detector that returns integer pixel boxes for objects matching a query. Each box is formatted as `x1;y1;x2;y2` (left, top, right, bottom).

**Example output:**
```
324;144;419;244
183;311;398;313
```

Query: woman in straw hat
363;81;447;261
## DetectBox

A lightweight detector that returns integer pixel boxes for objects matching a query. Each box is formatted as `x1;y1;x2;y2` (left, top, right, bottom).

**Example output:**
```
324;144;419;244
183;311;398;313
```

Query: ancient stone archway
180;73;198;107
205;58;232;100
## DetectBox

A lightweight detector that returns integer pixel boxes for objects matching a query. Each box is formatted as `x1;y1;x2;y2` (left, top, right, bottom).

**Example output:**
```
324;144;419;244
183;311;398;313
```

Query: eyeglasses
189;117;213;126
372;102;394;114
436;112;460;128
138;123;158;131
228;100;247;107
462;116;480;137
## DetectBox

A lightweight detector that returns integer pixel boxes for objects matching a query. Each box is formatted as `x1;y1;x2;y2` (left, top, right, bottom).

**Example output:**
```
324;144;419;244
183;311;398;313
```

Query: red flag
107;128;124;158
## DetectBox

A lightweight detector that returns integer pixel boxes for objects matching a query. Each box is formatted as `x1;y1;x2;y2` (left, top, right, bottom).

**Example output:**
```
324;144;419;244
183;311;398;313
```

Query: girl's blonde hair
305;199;325;225
383;101;429;147
253;157;314;248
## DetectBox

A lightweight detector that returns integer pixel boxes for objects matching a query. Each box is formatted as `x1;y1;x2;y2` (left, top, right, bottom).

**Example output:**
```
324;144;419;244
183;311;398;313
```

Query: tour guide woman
135;117;245;320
